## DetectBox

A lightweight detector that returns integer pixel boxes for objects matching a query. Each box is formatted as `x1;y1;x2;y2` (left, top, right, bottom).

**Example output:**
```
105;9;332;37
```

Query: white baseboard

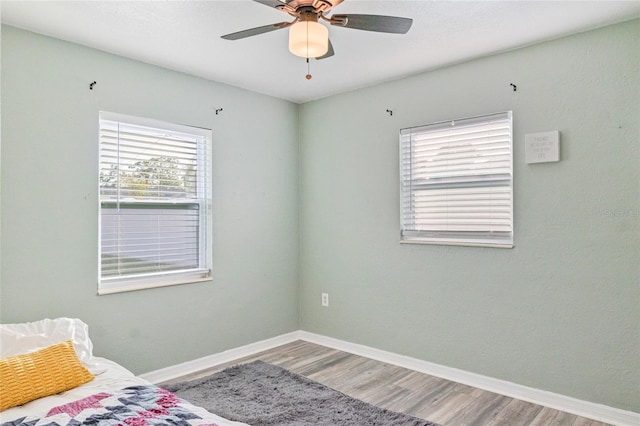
138;331;300;384
140;330;639;426
298;331;640;426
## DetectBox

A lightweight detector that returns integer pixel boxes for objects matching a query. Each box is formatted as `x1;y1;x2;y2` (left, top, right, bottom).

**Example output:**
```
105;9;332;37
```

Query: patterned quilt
1;386;221;426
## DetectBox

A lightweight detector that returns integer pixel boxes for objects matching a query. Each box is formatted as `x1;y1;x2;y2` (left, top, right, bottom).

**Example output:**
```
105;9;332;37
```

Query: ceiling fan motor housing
297;6;321;22
283;0;343;13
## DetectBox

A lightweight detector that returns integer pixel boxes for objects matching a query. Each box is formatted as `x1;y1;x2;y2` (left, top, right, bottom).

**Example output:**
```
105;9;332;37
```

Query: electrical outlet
321;293;329;307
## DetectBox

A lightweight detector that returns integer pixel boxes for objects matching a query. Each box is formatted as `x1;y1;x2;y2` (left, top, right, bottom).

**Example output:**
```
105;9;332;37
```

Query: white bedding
0;318;248;426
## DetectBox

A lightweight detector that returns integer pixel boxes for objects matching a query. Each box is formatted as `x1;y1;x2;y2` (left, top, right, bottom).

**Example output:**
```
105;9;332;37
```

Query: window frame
98;111;213;295
399;111;514;248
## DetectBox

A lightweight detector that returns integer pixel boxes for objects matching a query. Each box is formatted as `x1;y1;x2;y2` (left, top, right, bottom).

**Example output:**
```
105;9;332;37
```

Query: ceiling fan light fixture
288;21;329;58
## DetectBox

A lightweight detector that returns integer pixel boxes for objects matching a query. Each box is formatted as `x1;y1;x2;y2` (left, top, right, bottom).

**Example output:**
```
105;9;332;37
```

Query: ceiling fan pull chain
305;20;312;79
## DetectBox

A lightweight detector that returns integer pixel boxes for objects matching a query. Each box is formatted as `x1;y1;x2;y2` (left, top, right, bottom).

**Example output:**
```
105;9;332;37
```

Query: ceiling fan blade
332;14;413;34
316;39;334;60
253;0;287;10
221;21;292;40
312;0;344;13
252;0;294;13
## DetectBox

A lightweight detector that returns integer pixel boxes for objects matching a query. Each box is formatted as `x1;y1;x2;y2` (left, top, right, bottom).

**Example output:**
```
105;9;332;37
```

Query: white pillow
0;317;106;374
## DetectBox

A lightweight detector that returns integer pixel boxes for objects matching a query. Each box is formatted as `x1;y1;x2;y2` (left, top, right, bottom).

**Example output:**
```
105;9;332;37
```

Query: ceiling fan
221;0;413;60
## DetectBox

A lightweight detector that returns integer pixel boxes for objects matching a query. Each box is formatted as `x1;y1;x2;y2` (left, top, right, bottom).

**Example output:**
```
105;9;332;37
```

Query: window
400;111;513;247
98;112;212;294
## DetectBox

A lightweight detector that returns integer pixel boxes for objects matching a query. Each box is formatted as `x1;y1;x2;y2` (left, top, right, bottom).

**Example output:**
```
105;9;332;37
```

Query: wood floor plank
420;391;477;424
160;340;611;426
444;390;513;425
528;407;562;426
484;399;544;426
571;416;612;426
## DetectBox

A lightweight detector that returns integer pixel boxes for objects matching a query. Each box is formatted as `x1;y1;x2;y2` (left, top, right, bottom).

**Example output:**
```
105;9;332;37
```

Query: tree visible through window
98;112;212;294
100;157;195;199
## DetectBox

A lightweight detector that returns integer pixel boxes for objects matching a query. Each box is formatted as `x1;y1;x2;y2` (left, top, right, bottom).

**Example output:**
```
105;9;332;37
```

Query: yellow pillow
0;339;94;411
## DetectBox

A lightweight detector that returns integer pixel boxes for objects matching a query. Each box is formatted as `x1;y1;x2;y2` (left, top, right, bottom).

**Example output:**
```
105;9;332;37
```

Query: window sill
98;269;212;295
400;239;514;249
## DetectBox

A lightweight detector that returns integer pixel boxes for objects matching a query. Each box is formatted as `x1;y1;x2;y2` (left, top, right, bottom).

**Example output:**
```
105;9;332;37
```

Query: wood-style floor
161;340;610;426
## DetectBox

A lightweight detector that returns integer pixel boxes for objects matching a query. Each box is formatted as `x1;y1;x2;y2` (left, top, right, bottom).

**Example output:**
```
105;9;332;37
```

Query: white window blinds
400;111;513;247
98;112;212;294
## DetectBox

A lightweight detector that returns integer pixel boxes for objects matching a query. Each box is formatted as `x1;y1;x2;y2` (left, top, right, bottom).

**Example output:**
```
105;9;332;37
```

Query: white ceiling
2;1;638;104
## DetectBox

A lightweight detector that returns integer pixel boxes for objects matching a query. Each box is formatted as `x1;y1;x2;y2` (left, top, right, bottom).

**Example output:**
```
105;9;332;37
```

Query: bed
0;318;248;426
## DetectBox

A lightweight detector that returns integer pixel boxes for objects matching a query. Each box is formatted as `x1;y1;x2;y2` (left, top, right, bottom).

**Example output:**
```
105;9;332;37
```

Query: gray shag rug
164;360;440;426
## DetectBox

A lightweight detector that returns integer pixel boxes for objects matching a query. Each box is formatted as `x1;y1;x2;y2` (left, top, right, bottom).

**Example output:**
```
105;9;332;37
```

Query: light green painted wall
299;20;639;412
0;25;300;375
1;18;638;414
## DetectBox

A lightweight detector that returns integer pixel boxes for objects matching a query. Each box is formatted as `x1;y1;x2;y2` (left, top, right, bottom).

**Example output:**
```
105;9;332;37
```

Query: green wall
1;18;638;414
0;25;300;374
299;20;639;412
